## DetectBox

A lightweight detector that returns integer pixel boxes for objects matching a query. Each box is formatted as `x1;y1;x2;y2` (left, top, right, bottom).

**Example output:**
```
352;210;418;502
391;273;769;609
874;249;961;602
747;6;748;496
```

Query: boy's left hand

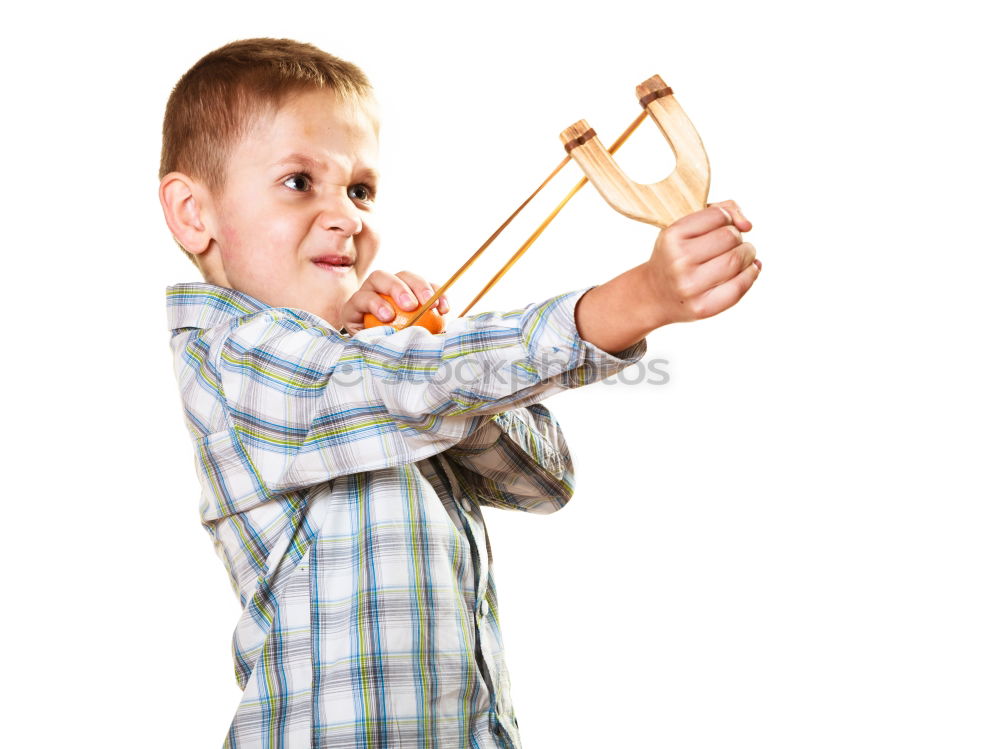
342;270;450;335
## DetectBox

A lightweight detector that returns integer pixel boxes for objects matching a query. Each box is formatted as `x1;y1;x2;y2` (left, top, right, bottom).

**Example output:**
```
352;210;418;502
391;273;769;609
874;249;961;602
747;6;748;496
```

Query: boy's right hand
342;270;449;336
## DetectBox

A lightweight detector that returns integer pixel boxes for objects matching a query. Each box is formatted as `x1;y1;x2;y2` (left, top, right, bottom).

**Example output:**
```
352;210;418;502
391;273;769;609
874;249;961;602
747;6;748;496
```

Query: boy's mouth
312;254;354;272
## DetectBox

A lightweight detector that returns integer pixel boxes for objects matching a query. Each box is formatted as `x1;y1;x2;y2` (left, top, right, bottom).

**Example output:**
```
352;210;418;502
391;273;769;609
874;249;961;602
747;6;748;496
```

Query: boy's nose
319;196;363;236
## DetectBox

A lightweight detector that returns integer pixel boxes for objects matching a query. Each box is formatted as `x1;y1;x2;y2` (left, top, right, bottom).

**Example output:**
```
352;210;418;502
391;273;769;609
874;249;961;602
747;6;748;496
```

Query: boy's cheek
355;235;380;277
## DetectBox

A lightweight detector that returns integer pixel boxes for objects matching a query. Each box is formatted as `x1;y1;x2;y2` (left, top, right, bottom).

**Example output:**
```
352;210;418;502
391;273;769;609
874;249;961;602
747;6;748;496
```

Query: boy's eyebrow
271;152;324;170
271;152;379;182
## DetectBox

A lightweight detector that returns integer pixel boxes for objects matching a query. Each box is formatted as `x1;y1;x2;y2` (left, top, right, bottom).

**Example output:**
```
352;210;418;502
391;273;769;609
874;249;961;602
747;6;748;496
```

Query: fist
342;269;449;335
646;199;761;324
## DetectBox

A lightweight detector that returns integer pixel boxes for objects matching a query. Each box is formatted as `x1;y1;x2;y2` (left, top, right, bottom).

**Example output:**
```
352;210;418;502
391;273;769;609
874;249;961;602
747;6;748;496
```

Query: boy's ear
159;172;216;256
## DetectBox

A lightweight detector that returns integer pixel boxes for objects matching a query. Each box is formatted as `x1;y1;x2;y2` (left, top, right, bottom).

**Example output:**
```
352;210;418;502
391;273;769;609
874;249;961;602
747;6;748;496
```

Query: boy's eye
348;184;375;203
282;173;374;203
283;173;311;192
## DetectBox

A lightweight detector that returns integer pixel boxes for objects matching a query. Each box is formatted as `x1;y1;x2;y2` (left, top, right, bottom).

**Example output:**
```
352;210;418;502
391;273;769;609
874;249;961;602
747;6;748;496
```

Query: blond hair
159;37;375;266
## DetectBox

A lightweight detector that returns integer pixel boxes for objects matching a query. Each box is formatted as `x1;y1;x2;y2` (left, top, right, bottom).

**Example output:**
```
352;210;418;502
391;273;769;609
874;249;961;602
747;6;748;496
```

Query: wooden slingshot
560;74;710;229
367;74;711;330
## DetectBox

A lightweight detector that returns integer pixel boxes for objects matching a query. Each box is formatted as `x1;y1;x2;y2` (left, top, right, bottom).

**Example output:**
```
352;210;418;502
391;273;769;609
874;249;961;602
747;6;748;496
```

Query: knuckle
658;227;680;254
668;253;689;275
665;238;685;260
727;250;744;275
674;275;697;300
368;269;393;288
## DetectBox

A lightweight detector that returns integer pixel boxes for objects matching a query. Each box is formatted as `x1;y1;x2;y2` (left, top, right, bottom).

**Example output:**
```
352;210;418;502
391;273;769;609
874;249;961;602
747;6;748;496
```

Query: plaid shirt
166;282;646;748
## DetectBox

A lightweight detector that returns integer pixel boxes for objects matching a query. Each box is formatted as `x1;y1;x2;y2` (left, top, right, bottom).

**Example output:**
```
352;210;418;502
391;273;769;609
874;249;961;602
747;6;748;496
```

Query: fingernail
379;305;393;321
440;297;449;314
400;292;416;309
418;288;432;303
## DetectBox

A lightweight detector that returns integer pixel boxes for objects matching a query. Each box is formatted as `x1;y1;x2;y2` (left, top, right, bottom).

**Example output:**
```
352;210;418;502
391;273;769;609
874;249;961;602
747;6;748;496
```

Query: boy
159;38;759;749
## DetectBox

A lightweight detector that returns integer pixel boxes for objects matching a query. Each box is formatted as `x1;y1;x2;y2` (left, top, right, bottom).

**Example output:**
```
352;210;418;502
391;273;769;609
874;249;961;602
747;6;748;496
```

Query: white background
3;1;997;747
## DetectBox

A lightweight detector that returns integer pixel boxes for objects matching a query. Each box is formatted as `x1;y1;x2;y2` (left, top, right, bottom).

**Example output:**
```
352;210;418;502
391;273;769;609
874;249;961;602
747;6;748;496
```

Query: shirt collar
166;282;349;335
166;282;269;331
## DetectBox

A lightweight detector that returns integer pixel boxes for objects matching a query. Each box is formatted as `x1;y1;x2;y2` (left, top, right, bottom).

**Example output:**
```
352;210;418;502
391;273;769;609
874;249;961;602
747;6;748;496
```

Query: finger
352;289;398;322
708;200;751;232
692;254;761;319
671;203;737;239
715;200;752;231
429;282;449;314
686;224;745;264
673;199;752;239
686;242;757;295
363;269;418;310
396;270;436;310
735;207;752;231
396;271;449;315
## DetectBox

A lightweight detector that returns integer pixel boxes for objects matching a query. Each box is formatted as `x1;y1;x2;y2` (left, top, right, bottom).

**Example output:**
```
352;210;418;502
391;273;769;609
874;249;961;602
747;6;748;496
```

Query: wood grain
560;74;710;228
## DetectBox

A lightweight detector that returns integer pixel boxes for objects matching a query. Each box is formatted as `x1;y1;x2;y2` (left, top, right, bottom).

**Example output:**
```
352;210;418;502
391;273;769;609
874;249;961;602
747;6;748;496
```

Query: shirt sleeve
207;287;645;495
442;404;575;515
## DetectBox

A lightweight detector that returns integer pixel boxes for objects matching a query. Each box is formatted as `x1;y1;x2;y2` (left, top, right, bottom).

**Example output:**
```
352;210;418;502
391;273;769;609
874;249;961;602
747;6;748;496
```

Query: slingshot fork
560;75;711;228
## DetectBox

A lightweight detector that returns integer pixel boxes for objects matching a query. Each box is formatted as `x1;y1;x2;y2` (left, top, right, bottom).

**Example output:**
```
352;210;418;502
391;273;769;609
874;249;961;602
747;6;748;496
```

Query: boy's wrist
574;263;669;354
632;261;675;329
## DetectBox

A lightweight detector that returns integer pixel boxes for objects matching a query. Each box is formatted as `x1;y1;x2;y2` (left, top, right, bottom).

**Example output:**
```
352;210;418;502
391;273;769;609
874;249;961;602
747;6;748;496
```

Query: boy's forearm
574;263;666;354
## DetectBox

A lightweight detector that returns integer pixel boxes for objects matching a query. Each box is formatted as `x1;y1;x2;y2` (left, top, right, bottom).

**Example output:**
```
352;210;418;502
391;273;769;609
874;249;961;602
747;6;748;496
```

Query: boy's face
204;89;380;328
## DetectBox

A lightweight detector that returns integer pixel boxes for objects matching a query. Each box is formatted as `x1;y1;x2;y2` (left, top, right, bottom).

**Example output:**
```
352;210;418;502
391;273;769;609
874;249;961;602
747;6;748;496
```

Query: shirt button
479;599;488;618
